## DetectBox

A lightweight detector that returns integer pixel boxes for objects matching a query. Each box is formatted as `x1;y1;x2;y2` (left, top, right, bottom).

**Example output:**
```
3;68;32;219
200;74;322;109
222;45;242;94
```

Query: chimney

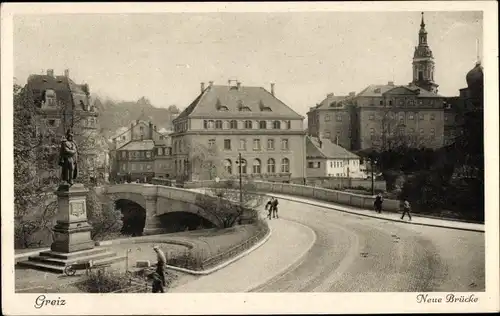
200;82;205;93
47;69;54;77
349;91;356;97
388;81;394;86
209;81;214;87
318;137;323;148
336;136;339;146
270;83;275;96
64;69;70;78
149;121;154;139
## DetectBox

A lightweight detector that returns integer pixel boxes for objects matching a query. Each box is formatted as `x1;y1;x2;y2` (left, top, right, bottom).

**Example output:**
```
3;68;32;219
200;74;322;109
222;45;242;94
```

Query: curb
97;237;195;249
247;219;317;292
271;194;485;233
166;226;273;276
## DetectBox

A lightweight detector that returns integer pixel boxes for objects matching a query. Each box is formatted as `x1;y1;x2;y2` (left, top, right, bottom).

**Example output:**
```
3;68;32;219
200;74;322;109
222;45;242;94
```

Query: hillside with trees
93;95;180;138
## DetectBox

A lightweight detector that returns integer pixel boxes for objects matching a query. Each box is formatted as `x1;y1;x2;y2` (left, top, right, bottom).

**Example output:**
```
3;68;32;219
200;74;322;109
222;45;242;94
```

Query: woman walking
401;199;412;221
265;197;274;220
374;193;384;214
272;198;279;219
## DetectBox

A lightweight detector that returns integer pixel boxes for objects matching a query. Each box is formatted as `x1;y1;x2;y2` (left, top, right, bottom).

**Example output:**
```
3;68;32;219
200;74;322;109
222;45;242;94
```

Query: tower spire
475;38;481;65
420;12;425;28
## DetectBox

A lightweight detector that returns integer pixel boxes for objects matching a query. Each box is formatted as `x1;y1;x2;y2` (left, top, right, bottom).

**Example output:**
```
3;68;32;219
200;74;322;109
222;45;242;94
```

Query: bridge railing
182;179;402;213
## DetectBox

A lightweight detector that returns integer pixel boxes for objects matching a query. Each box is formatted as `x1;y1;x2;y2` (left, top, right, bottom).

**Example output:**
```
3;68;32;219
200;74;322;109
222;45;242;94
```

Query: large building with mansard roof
172;80;307;182
307;12;447;151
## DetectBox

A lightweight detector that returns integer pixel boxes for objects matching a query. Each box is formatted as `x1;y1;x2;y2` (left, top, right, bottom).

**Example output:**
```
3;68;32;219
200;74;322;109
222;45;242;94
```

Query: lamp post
238;153;243;204
370;158;377;196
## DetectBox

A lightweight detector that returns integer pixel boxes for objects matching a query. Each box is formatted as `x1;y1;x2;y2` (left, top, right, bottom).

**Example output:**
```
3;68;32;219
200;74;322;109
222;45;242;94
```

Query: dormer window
259;100;272;112
44;89;56;106
374;88;381;93
216;98;228;111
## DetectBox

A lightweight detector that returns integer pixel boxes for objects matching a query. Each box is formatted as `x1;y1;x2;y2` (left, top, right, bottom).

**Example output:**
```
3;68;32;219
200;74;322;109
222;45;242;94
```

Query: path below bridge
178;191;485;292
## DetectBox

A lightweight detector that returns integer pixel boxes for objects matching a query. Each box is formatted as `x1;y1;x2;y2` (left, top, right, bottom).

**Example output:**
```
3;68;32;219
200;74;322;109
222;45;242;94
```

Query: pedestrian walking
272;198;279;219
374;193;383;213
401;199;412;221
265;198;274;220
153;245;167;291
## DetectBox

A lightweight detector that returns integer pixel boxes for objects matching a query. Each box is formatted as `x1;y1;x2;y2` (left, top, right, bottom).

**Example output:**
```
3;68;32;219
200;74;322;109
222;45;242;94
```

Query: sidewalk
171;215;316;292
267;193;484;233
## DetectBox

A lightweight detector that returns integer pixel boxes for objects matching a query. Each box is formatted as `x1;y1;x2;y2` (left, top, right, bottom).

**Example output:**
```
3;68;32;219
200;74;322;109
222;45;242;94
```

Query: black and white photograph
1;2;498;315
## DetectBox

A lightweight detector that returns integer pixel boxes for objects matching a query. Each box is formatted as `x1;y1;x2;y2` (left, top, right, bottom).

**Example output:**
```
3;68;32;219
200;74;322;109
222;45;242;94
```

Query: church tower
411;12;439;93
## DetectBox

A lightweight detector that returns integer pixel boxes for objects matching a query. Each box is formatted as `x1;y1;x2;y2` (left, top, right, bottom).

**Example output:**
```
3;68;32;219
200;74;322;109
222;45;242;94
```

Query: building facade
24;69;107;182
307;12;447;151
306;136;362;178
171;80;307;182
111;120;173;182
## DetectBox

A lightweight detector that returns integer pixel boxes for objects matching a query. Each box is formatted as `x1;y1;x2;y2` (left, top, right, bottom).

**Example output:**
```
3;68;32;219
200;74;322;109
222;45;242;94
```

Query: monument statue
59;129;78;185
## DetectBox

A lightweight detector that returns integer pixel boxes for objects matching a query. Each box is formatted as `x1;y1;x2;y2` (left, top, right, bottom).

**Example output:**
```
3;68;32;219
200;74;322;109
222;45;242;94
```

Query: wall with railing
181;179;401;213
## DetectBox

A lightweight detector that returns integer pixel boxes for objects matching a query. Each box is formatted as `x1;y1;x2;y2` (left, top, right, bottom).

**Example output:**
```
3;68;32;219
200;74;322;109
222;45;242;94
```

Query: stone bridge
105;183;224;234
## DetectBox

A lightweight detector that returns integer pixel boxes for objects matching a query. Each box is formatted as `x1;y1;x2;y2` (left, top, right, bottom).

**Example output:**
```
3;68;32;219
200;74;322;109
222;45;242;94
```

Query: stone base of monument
18;183;126;274
19;248;126;274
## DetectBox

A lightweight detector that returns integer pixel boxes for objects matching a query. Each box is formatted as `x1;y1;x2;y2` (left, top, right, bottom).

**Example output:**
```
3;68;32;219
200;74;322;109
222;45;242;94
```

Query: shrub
76;270;131;293
166;249;205;271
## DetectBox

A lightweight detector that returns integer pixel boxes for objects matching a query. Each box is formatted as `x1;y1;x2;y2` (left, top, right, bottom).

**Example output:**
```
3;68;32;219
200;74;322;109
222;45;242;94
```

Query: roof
314;94;353;110
118;140;155;151
306;136;359;160
356;83;442;98
176;84;304;120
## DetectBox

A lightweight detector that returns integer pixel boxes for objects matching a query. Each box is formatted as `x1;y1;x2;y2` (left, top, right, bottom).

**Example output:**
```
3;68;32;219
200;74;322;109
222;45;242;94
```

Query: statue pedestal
50;183;95;253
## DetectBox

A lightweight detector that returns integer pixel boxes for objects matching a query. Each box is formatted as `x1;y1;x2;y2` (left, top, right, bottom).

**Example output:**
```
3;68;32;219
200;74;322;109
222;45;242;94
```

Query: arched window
44;89;56;106
281;158;290;173
215;120;223;129
267;158;275;173
273;120;281;129
224;159;232;175
253;159;261;174
244;120;253;129
207;120;215;129
236;159;247;174
230;120;238;129
259;121;267;129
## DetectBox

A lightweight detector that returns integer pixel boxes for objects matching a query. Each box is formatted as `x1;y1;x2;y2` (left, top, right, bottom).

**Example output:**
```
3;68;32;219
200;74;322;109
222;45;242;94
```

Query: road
251;199;485;292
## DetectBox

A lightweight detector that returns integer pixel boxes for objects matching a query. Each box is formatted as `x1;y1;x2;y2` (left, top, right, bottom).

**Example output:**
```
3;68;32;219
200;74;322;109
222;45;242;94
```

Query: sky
14;11;483;116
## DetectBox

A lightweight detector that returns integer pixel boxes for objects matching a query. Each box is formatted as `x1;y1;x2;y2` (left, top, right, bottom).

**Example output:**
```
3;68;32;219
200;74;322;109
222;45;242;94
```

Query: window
281;158;290;173
207;120;215;128
160;136;164;140
369;114;375;120
208;139;216;148
286;120;291;130
281;139;289;150
122;136;126;141
229;120;237;129
121;164;126;171
419;128;425;136
131;164;137;171
158;148;164;155
253;139;261;151
147;164;152;171
399;112;405;120
308;162;314;168
237;159;247;174
253;159;261;174
224;159;232;175
444;115;448;121
259;121;267;129
430;128;436;139
370;128;375;140
203;120;208;129
389;100;393;106
267;139;275;150
267;158;276;173
409;99;415;106
379;100;383;105
140;126;144;132
215;120;223;129
325;115;331;122
224;139;231;150
273;121;281;129
146;151;151;158
408;113;415;120
244;120;253;129
419;113;425;120
336;115;342;122
121;152;126;158
330;162;333;168
430;114;436;121
409;128;415;134
48;119;56;126
325;131;331;138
